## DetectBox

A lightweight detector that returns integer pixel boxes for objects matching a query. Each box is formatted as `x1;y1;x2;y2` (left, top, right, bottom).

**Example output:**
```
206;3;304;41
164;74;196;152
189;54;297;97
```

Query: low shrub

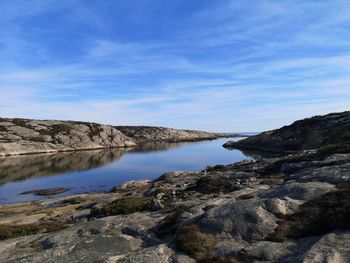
0;222;65;241
188;177;240;194
175;224;215;262
91;196;152;217
266;189;350;241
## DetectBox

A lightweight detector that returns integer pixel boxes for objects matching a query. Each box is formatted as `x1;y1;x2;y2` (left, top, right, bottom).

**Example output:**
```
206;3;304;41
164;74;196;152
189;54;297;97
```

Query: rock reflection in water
0;138;250;204
0;141;191;185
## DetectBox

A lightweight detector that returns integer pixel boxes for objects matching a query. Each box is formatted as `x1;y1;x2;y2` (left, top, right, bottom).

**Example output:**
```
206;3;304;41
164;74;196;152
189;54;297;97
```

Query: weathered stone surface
110;179;152;193
196;199;278;242
259;181;335;201
291;163;350;184
115;126;233;143
224;111;350;152
0;119;136;156
114;244;174;263
300;232;350;263
243;240;296;261
0;118;230;156
0;212;161;263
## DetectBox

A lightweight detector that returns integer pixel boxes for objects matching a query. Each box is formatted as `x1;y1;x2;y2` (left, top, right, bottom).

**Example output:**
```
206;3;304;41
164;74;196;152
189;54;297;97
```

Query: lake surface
0;137;253;204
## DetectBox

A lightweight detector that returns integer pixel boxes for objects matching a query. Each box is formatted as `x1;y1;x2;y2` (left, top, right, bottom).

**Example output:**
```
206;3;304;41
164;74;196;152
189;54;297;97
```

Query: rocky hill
0;118;227;156
224;111;350;153
0;118;136;156
115;126;229;143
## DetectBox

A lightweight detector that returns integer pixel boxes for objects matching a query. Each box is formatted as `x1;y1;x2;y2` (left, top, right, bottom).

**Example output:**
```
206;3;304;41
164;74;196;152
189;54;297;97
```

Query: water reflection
0;138;252;204
239;149;282;160
0;141;196;185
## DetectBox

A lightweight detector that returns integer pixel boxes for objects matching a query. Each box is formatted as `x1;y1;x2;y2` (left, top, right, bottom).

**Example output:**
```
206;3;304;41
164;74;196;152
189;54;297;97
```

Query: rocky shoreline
0;112;350;262
0;118;237;156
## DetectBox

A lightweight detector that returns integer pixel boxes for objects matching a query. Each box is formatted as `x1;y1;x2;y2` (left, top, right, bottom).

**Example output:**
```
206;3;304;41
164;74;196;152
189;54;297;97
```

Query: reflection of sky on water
0;138;250;204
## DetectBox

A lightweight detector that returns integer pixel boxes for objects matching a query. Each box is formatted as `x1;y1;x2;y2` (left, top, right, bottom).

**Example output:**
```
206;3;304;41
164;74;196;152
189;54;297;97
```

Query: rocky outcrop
0;118;232;156
224;111;350;153
0;118;136;156
115;126;233;143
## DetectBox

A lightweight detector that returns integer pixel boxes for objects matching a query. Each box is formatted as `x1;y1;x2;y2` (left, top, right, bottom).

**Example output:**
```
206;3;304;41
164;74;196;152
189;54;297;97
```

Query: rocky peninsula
0;118;232;156
0;112;350;262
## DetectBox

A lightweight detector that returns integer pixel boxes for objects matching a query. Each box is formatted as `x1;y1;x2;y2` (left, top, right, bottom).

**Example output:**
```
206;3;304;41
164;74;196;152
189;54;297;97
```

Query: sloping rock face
115;126;226;143
224;111;350;152
0;118;227;156
0;118;136;156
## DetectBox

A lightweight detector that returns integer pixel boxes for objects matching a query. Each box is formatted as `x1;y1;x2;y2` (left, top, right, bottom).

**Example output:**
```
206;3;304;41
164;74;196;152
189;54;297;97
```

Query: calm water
0;138;252;204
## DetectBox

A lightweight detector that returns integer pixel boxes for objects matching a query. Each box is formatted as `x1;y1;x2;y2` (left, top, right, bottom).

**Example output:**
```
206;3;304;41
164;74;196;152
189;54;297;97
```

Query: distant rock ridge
0;118;231;156
224;111;350;153
115;125;230;143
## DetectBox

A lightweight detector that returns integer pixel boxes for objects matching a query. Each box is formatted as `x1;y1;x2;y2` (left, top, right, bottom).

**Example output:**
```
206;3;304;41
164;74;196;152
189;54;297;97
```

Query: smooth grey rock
243;241;296;261
291;163;350;184
300;231;350;263
197;199;278;242
263;198;302;215
259;182;335;201
112;244;174;263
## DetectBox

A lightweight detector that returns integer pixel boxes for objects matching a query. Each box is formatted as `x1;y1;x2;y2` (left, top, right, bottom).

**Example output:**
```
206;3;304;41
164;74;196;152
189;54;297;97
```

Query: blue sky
1;0;350;132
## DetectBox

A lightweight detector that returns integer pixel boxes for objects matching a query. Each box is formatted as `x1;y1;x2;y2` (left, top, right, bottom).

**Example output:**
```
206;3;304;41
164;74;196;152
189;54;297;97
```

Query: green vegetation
0;222;66;241
91;196;152;217
267;189;350;242
188;176;240;194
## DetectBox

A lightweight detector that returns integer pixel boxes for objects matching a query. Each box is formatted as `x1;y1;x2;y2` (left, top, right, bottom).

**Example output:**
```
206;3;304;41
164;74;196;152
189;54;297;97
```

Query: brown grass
0;222;66;241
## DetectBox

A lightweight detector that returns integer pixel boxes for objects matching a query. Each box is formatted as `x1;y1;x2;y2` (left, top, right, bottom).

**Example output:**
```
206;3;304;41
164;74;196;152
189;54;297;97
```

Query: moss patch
0;222;66;241
187;176;240;194
267;189;350;241
91;196;152;217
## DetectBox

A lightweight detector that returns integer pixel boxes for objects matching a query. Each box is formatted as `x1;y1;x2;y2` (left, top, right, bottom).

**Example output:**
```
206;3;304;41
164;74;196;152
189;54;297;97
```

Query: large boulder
196;199;278;242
